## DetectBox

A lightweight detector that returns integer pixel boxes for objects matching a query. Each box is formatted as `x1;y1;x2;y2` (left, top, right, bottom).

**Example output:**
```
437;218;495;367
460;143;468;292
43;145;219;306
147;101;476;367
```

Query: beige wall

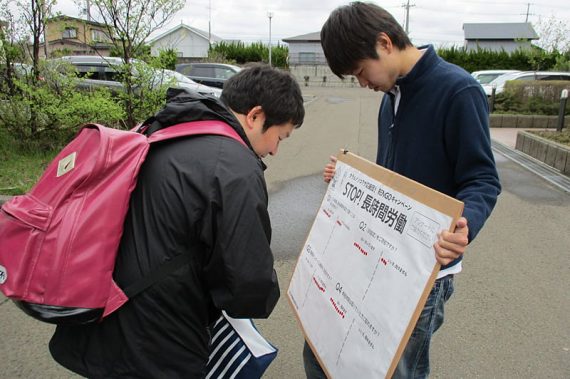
42;18;112;57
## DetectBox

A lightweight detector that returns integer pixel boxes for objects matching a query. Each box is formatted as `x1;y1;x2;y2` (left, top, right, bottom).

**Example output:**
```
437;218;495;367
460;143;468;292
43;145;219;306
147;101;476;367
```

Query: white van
482;71;570;96
471;70;520;84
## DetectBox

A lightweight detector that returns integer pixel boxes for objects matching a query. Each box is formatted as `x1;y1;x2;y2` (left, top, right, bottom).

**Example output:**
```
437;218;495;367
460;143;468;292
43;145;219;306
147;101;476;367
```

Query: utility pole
268;11;273;67
402;0;415;34
522;3;534;22
86;0;91;22
208;0;211;46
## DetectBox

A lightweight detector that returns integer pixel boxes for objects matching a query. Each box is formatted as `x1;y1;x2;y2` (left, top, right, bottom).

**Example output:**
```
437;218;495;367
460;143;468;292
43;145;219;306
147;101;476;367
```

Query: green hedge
437;46;569;73
208;41;289;68
493;81;570;115
504;80;570;102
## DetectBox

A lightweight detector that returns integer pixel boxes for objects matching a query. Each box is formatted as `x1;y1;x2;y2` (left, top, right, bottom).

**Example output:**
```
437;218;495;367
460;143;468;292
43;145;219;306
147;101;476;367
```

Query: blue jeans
303;275;455;379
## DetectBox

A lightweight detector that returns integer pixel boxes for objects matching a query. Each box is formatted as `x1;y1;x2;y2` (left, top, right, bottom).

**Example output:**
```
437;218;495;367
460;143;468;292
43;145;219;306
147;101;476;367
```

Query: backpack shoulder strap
147;120;247;147
122;253;193;299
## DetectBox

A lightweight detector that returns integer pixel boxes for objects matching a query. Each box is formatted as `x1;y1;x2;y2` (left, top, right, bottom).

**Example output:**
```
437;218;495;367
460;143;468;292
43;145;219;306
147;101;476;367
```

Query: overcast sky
53;0;570;47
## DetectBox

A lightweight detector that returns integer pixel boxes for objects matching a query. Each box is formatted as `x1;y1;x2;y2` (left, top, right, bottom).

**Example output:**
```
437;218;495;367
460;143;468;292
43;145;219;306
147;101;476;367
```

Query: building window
62;27;77;39
91;29;109;43
299;52;316;64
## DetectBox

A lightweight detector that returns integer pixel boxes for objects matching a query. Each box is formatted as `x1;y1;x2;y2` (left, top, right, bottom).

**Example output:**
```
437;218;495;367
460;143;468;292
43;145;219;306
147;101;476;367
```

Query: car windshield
476;73;503;84
160;69;198;84
488;72;522;86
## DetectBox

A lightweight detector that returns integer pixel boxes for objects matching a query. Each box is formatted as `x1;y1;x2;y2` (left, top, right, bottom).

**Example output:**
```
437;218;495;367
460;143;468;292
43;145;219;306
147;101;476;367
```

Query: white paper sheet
288;160;454;378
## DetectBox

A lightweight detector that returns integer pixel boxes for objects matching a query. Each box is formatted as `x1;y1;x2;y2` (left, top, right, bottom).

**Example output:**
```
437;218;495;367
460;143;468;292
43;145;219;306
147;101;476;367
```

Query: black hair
221;64;304;131
321;1;413;78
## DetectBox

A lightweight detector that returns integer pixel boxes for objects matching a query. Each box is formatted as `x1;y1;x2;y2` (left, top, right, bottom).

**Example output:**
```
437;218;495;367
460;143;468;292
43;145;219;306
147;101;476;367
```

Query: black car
175;63;241;89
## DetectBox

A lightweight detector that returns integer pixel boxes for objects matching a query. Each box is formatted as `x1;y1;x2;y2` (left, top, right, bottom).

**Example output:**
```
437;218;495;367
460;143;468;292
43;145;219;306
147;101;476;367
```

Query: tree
533;15;570;53
148;48;178;70
89;0;184;127
16;0;55;78
0;2;26;96
7;0;56;135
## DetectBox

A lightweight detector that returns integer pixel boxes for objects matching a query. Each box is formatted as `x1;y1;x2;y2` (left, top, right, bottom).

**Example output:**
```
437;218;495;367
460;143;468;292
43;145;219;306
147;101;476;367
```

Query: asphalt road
1;87;569;378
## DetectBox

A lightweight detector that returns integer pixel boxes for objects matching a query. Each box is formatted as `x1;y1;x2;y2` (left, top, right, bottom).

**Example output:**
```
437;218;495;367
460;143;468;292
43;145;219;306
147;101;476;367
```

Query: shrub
493;81;570;116
208;41;289;68
147;48;178;70
505;80;570;103
0;61;127;152
437;46;565;73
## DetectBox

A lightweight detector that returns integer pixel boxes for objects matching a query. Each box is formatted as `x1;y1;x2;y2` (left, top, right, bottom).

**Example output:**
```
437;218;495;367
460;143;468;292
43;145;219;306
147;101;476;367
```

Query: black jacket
49;91;280;378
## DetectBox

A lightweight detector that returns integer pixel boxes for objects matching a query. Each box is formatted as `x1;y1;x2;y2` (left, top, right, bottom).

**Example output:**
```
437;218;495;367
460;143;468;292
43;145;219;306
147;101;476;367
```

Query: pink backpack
0;121;245;324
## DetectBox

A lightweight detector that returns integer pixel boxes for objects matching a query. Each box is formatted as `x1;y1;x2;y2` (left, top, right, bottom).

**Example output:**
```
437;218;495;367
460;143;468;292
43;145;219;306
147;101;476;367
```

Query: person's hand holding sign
434;217;469;265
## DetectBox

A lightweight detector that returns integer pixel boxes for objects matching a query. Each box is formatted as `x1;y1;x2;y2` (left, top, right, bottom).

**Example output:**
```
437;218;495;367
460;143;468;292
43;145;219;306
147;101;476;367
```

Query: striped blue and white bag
206;311;278;379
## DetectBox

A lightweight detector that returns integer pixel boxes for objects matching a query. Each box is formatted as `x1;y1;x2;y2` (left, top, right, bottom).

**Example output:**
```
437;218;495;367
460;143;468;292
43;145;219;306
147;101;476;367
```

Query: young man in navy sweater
306;2;501;378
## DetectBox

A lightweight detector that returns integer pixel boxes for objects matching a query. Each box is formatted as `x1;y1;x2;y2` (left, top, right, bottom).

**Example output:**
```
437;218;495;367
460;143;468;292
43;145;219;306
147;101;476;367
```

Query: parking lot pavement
489;127;519;148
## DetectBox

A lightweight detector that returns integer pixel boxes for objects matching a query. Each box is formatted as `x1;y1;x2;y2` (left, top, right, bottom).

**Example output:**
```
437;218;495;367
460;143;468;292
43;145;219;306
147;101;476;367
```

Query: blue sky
53;0;570;47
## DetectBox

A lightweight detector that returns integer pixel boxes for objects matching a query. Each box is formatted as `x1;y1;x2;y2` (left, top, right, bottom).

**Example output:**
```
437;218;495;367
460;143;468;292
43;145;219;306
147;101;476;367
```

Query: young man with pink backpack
47;64;304;377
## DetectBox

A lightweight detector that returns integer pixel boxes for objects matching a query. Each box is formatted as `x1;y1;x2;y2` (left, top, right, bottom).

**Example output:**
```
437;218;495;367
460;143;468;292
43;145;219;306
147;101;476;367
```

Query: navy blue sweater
377;45;501;268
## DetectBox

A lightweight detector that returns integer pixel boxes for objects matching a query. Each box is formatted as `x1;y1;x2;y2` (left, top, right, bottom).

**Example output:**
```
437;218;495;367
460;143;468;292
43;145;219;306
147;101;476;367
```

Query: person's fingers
324;170;335;183
439;230;468;249
323;159;337;183
432;218;469;265
456;216;467;227
434;242;461;265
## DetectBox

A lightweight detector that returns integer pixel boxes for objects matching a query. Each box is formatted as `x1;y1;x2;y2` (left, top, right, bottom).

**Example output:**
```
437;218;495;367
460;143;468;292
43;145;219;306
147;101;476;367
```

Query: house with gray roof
147;23;223;60
282;32;327;65
282;31;358;87
463;22;539;52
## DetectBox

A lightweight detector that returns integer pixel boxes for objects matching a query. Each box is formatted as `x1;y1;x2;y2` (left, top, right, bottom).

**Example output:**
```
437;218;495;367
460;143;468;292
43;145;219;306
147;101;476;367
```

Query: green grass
530;129;570;147
0;151;57;195
0;130;59;195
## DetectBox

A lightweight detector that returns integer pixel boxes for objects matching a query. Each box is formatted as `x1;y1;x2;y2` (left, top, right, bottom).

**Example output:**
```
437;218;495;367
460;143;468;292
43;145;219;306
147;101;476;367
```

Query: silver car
471;70;520;84
57;56;221;97
482;71;570;96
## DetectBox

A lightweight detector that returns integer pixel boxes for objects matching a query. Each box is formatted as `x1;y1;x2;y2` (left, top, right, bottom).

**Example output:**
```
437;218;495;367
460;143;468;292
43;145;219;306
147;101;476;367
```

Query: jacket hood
144;88;253;152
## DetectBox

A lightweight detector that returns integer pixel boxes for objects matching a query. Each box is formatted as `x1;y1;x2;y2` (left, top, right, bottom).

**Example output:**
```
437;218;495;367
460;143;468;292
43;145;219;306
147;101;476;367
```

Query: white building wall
151;28;210;58
465;40;533;53
288;42;323;55
287;42;327;65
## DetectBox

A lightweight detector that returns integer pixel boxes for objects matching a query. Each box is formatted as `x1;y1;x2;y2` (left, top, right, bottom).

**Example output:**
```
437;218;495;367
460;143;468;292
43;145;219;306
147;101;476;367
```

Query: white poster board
287;151;463;378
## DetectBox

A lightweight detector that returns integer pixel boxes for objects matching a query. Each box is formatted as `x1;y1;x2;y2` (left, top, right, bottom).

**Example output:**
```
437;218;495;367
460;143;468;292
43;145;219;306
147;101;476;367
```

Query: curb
515;131;570;176
490;114;570;128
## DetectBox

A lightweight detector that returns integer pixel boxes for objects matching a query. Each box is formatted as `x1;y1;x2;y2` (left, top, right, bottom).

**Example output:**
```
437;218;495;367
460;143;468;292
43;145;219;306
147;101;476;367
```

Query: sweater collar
395;44;438;88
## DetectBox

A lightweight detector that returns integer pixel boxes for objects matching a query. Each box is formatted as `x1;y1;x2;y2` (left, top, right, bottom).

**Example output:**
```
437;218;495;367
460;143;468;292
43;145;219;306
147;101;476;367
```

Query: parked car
56;56;221;97
11;62;68;87
12;62;33;76
153;69;222;98
175;63;241;89
482;71;570;96
471;70;520;84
